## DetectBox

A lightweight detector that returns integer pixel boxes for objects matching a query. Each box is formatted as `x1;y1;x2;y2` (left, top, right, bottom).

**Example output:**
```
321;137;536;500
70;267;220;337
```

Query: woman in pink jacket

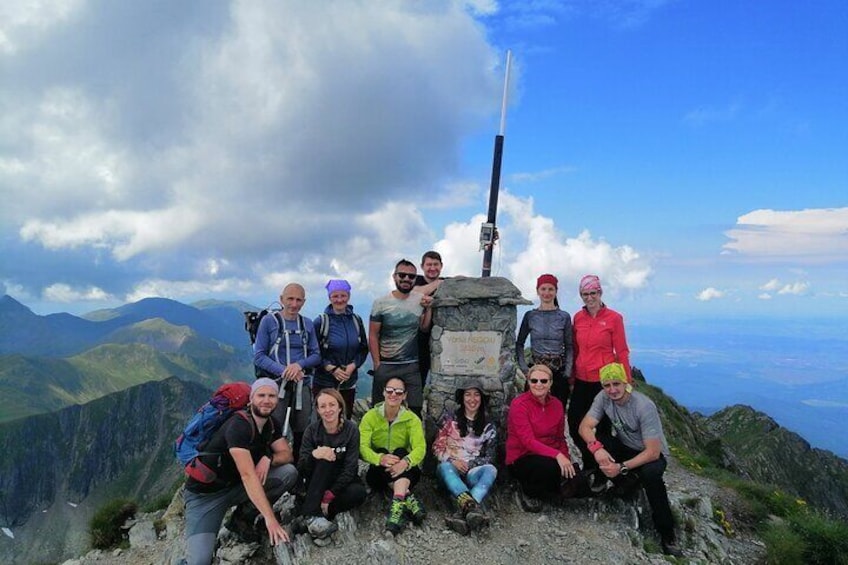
506;365;583;512
567;274;631;471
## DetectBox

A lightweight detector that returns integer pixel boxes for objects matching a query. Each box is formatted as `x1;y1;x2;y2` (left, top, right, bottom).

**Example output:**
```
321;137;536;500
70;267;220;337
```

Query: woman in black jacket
297;388;366;539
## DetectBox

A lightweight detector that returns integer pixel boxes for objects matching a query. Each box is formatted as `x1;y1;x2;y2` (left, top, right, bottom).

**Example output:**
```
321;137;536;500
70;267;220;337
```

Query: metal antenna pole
481;50;512;277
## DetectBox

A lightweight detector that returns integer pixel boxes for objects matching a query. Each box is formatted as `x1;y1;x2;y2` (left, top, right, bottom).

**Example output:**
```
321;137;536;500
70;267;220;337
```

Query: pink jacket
572;305;631;383
505;391;569;465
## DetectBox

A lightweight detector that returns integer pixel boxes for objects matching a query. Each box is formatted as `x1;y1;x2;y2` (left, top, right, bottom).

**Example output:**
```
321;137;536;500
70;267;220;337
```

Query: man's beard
395;283;412;294
251;403;274;417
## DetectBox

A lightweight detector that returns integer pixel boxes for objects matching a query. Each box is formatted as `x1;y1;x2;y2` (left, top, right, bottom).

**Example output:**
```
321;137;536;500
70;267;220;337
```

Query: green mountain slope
0;319;249;423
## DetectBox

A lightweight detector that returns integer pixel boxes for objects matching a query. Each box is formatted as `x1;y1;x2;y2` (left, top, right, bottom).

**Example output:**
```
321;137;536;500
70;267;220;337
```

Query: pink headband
536;273;558;289
579;274;602;293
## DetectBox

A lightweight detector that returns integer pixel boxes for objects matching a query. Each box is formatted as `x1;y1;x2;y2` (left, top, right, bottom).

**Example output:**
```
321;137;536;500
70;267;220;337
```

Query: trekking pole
282;402;292;439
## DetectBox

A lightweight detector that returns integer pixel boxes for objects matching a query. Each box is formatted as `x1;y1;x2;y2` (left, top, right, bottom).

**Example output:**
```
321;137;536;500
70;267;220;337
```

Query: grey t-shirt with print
370;291;424;364
587;389;670;456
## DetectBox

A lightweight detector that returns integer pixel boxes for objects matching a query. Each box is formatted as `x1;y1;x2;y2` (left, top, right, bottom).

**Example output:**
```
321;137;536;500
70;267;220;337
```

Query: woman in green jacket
359;377;426;535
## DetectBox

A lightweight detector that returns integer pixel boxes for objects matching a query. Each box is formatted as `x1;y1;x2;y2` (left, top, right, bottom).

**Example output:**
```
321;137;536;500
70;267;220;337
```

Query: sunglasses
384;387;406;396
580;291;599;298
529;378;550;384
395;272;416;280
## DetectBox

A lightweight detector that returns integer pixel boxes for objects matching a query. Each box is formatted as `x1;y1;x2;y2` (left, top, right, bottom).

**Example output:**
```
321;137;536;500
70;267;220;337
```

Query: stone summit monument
424;276;531;445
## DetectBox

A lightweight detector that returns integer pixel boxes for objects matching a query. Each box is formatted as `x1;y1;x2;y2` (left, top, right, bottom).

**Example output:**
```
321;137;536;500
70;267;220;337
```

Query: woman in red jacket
567;274;631;471
506;365;582;512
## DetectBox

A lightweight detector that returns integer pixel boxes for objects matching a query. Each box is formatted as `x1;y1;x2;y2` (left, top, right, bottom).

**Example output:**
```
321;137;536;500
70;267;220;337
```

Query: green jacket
359;402;426;467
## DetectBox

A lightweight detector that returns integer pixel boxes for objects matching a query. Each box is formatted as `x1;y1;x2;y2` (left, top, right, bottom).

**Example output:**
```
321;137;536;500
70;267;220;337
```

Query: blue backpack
175;382;253;483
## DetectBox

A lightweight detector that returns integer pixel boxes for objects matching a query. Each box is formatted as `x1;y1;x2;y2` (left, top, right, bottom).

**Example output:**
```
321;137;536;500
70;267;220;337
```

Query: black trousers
301;459;366;519
597;430;675;541
567;380;608;469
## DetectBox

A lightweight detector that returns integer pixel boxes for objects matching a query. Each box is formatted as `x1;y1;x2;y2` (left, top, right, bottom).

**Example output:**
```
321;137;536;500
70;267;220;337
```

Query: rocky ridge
62;457;765;565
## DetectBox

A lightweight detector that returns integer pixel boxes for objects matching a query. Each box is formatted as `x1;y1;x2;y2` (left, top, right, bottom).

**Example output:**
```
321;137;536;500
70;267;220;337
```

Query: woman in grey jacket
297;389;366;539
516;273;574;408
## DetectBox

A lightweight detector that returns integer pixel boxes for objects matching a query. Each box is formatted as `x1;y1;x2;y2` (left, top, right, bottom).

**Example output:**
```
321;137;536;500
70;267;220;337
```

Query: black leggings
365;448;421;493
301;459;366;519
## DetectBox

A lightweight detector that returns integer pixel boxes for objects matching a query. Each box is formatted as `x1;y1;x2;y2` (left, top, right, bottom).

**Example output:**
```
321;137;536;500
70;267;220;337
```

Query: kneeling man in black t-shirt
184;378;299;565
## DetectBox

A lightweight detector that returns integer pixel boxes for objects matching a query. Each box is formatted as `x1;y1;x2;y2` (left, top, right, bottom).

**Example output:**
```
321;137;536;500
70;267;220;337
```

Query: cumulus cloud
0;1;659;311
43;283;112;303
723;208;848;261
760;278;781;291
432;191;653;301
696;287;724;301
2;1;501;265
777;281;809;295
758;278;810;297
758;293;772;300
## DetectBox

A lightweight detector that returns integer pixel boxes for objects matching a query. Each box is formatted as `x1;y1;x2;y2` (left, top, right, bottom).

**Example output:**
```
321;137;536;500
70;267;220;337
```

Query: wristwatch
620;462;630;475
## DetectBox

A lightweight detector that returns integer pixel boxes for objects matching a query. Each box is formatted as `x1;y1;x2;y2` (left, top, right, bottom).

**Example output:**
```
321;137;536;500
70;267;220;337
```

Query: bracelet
588;440;604;454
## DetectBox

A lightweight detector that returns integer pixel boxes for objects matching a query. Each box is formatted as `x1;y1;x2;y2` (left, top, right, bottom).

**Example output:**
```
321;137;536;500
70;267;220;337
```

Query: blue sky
1;0;846;323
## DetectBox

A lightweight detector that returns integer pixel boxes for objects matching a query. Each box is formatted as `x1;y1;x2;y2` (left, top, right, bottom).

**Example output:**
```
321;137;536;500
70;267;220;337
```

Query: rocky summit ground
62;459;766;565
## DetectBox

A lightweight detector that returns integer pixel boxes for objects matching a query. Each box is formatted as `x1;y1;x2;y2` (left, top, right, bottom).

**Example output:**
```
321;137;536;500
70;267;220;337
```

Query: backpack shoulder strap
318;313;330;351
352;313;364;345
236;409;256;443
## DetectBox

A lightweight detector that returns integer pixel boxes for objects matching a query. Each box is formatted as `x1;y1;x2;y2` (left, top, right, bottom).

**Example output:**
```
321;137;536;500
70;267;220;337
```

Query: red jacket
505;391;569;465
572;305;631;383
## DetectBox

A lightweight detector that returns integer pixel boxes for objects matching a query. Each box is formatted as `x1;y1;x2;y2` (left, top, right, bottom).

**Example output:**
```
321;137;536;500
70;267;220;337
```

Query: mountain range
0;295;256;423
1;294;847;563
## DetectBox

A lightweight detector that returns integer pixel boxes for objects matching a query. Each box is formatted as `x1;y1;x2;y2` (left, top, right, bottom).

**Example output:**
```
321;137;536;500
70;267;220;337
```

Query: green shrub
788;511;848;565
762;522;805;565
89;498;137;549
722;479;798;521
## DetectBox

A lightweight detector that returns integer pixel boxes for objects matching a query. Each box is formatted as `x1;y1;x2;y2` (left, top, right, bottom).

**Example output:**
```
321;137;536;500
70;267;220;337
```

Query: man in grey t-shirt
369;258;432;415
578;362;683;557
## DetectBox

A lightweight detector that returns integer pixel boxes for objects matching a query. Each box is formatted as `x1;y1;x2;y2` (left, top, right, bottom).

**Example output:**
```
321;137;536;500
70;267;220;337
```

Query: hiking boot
404;493;427;525
225;506;261;543
385;498;407;535
609;473;641;498
514;484;542;513
455;492;475;513
289;515;308;535
444;513;470;535
662;540;684;557
306;516;338;539
588;470;611;496
465;505;488;531
455;492;487;531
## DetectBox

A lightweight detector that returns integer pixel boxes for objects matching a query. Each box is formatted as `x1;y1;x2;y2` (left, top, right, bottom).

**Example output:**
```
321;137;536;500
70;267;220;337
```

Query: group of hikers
182;252;684;565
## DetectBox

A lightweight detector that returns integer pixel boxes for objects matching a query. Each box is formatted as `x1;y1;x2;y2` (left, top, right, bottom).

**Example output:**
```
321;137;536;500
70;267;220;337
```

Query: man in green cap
578;362;684;557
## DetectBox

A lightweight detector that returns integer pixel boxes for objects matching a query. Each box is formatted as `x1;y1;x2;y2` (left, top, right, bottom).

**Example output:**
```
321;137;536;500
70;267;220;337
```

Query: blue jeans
436;462;497;504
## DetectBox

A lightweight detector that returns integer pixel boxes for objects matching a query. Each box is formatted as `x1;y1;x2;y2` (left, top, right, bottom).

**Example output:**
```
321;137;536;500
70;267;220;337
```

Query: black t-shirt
186;410;281;493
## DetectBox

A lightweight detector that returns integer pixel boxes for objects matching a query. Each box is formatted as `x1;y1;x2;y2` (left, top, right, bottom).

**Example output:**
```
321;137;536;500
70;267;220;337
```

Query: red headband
536;274;558;289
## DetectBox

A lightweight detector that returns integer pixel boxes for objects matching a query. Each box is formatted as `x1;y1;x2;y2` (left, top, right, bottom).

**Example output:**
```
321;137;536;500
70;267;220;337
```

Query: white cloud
723;208;848;262
777;281;809;295
4;2;501;264
760;278;781;291
43;283;112;303
432;191;653;302
0;0;84;55
696;287;724;301
126;277;255;304
758;293;772;300
509;165;576;184
683;102;741;126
